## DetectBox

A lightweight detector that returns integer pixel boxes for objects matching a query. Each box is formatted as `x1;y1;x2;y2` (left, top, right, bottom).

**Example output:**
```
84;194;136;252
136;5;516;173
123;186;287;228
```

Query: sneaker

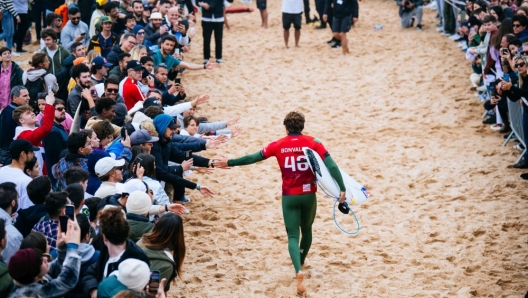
490;124;504;131
514;144;525;151
476;85;487;92
203;59;209;64
15;50;28;54
315;24;327;30
449;34;462;40
482;116;496;124
409;17;415;27
183;208;190;214
436;27;444;32
327;38;336;44
216;59;223;64
454;37;465;42
181;196;192;203
331;43;341;49
416;24;422;31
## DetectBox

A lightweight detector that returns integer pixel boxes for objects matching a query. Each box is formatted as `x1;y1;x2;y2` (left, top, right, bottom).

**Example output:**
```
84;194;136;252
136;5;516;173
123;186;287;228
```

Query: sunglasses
515;62;526;67
514;24;523;28
70;17;80;20
137;31;145;35
56;107;65;112
106;88;118;93
521;51;528;56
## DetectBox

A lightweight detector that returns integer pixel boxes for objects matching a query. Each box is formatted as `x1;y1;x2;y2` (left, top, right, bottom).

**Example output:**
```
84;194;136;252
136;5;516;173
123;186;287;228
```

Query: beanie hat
126;190;152;215
133;24;144;35
153;114;173;136
8;248;41;284
116;259;150;292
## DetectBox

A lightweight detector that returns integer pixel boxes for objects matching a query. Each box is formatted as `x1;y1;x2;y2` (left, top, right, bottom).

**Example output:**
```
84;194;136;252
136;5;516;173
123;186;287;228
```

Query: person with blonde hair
129;45;148;61
213;111;347;296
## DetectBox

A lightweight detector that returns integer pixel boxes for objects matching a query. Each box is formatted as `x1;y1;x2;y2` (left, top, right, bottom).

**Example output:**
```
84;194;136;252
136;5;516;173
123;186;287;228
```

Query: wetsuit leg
282;193;317;273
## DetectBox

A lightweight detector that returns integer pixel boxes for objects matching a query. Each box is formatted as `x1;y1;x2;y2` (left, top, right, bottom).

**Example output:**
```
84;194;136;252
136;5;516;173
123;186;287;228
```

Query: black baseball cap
126;60;142;71
9;139;39;158
143;97;162;109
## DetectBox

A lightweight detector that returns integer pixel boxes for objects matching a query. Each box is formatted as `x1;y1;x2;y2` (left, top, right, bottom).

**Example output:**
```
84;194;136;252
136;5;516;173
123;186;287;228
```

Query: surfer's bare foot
296;271;306;297
302;262;308;270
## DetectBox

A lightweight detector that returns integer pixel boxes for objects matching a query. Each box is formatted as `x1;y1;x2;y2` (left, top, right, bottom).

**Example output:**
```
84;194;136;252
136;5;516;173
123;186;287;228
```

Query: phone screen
149;271;160;293
65;204;75;220
175;78;181;84
59;215;68;233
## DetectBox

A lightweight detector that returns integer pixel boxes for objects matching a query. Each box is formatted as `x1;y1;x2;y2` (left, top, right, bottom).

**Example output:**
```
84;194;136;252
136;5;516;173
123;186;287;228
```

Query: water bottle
373;24;383;30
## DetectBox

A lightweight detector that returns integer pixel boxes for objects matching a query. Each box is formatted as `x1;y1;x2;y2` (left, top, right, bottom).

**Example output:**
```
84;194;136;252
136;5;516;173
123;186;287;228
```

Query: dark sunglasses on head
106;88;118;93
56;107;65;112
515;62;526;67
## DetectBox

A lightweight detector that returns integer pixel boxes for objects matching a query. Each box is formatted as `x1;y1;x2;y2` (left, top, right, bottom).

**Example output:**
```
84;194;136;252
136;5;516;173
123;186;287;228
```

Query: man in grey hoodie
61;7;90;50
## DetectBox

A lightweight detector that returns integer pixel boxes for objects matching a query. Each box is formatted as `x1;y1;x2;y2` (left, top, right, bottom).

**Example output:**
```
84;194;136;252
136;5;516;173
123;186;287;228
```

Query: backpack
25;76;46;113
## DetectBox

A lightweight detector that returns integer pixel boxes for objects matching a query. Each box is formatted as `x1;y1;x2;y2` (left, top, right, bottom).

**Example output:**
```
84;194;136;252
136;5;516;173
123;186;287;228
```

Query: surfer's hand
213;156;229;168
338;191;346;203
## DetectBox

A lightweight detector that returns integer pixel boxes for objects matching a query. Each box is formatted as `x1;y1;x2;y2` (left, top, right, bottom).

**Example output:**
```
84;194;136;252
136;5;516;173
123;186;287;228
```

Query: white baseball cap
94;157;126;177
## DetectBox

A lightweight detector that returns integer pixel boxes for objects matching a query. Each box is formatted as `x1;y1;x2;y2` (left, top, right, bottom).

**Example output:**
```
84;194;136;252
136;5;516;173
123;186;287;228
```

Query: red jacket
16;104;55;175
123;78;145;110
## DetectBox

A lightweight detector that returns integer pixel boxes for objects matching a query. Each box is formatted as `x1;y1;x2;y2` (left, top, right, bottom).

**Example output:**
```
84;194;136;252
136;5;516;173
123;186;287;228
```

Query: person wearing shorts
323;0;359;54
213;111;346;297
282;0;303;48
256;0;268;28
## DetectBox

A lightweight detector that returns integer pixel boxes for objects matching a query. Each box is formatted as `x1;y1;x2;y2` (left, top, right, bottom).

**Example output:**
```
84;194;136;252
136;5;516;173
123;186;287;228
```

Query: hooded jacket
106;45;125;70
138;243;177;292
41;45;71;76
43;122;69;185
14;204;48;238
0;208;22;263
55;54;76;101
126;213;154;242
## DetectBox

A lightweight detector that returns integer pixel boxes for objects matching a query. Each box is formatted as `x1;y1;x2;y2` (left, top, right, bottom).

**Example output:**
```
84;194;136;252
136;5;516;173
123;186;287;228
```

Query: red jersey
122;78;145;110
261;133;329;196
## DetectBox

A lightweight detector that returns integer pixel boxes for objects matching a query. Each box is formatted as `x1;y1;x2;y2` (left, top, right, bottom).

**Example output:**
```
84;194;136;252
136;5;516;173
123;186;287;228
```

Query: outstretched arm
214;151;264;168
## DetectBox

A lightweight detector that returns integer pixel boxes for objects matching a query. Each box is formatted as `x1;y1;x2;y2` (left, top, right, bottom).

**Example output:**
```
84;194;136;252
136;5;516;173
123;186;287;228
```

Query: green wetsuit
228;150;345;272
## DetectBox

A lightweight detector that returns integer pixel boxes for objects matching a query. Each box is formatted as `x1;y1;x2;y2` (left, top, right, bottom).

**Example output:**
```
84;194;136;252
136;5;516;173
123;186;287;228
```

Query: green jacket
0;262;13;297
127;214;154;242
137;242;177;292
97;275;127;298
41;45;71;76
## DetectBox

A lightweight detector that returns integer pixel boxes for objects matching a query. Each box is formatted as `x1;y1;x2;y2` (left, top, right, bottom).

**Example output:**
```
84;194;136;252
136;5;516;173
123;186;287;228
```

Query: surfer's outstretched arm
213;151;265;168
228;151;265;166
323;155;347;197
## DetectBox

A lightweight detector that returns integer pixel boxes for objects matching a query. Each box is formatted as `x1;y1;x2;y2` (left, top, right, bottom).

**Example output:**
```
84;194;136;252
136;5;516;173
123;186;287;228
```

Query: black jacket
151;138;198;190
106;45;125;71
324;0;359;19
14;204;48;238
144;23;162;44
82;239;150;294
201;0;225;19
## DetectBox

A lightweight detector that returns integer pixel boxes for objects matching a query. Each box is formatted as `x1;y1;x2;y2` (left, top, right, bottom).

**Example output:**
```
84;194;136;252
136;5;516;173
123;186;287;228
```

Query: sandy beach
14;0;528;296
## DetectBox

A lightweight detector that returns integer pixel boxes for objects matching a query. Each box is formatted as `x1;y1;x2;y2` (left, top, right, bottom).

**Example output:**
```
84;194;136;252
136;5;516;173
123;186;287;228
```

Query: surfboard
303;148;369;205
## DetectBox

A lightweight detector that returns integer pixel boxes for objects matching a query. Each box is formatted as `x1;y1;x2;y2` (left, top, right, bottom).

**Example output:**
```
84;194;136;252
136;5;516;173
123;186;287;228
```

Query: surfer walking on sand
213;111;346;296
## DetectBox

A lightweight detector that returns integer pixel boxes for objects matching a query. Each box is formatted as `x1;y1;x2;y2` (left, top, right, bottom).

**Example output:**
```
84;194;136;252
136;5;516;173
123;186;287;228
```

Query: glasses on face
56;107;65;112
42;253;52;262
514;23;523;28
137;31;145;35
106;88;118;93
515;62;526;67
70;17;80;21
128;41;137;46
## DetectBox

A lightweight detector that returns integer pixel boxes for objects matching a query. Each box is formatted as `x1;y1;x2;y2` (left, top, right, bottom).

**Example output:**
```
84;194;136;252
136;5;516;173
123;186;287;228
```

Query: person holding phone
213;111;346;296
31;192;69;251
60;7;90;51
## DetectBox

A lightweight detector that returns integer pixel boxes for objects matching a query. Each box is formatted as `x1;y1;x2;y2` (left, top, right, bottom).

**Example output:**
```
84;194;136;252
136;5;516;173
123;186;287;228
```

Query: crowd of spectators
0;0;244;296
399;0;528;177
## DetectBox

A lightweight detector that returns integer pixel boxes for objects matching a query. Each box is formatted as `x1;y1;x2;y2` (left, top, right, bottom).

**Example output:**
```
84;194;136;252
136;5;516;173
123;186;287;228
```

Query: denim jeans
0;12;14;49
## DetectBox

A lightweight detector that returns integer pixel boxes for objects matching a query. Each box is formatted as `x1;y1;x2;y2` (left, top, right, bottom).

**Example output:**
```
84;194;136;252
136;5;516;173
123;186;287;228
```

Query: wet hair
67;131;90;154
283;111;305;133
92;120;114;141
30;53;48;69
13;105;35;125
0;182;17;210
20;232;48;252
84;197;102;222
98;206;129;245
65;183;85;209
64;167;90;185
141;213;185;278
27;176;51;205
45;192;68;218
95;97;117;115
23;156;38;177
143;106;164;119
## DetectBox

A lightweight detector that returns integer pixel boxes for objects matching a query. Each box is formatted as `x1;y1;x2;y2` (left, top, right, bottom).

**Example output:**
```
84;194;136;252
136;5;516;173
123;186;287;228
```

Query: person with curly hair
91;120;116;151
213;111;346;296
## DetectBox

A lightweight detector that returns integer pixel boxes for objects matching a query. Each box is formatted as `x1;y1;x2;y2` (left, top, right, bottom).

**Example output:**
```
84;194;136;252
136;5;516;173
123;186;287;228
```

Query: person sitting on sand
213;111;347;297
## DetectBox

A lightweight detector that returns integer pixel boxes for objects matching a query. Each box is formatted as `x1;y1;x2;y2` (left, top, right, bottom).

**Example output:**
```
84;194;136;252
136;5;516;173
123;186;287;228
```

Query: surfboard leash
316;180;361;235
